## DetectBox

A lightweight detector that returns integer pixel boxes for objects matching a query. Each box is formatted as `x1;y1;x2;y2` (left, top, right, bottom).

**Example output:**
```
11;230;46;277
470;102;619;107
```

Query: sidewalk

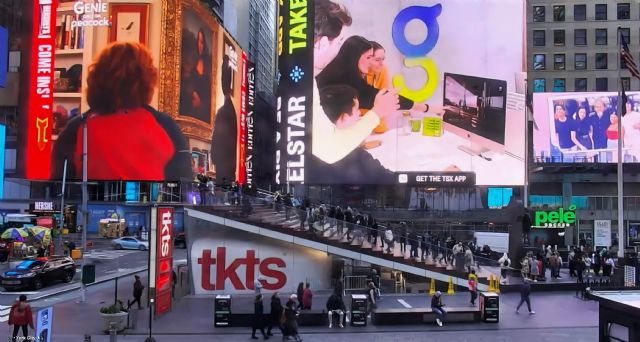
0;285;599;340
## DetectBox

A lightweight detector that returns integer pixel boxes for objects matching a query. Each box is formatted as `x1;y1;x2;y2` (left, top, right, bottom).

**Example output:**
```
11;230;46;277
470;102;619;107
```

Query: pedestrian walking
384;226;394;254
464;248;475;273
468;270;478;306
515;279;535;314
267;292;284;336
283;295;302;342
251;294;269;340
530;255;540;282
399;223;408;255
421;235;429;261
128;275;145;309
302;282;313;310
367;282;377;316
431;291;446;327
409;230;418;259
8;295;34;342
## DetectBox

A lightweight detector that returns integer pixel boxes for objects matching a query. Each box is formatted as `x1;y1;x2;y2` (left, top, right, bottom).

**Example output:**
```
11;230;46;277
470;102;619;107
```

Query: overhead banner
276;0;526;186
26;0;58;179
594;219;612;247
275;0;314;185
35;306;53;342
245;61;256;184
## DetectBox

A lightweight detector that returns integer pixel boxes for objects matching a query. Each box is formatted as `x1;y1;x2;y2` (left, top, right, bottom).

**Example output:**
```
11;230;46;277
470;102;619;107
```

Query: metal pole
617;27;625;258
58;159;67;253
114;277;118;305
524;81;529;209
81;117;88;302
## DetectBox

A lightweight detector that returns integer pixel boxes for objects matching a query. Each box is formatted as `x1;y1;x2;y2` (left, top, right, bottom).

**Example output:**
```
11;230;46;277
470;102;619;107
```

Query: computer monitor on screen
442;73;507;156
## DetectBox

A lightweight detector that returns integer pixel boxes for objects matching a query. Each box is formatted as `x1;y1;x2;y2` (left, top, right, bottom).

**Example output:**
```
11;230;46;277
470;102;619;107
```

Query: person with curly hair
51;42;192;181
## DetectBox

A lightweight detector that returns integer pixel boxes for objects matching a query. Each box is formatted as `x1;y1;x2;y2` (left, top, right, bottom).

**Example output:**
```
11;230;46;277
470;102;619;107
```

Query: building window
533;79;546;92
622;77;631;91
554;54;565;70
533;6;545;22
596;53;608;69
574;4;587;21
533;30;545;46
575;53;587;70
617;3;630;19
574;29;587;45
596;78;608;91
553;30;565;46
533;54;546;70
553;5;565;21
553;78;566;92
595;29;607;45
595;4;607;20
621;28;631;44
575;78;588;91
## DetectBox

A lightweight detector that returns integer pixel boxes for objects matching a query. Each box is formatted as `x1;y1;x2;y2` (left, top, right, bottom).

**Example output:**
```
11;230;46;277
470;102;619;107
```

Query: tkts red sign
26;0;57;179
155;207;173;316
197;247;286;290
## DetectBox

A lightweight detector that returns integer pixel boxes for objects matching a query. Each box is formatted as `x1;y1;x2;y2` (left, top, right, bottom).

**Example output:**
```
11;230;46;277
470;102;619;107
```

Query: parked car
0;256;76;290
111;237;149;251
174;232;186;249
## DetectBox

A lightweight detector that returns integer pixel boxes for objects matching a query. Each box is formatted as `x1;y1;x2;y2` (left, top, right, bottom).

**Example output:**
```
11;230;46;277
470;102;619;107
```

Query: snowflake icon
289;66;305;83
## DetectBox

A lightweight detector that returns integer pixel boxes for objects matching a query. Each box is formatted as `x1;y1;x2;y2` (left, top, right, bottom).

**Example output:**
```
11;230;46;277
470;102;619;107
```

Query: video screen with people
533;92;640;164
304;0;526;185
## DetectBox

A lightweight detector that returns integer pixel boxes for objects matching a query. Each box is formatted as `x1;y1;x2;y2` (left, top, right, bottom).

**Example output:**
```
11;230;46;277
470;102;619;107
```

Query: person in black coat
335;207;344;237
283;295;301;342
296;282;304;310
266;293;283;336
251;294;269;339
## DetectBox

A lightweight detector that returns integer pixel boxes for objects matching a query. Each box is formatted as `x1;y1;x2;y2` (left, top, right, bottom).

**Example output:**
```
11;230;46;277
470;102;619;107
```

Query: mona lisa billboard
277;0;526;186
24;0;249;183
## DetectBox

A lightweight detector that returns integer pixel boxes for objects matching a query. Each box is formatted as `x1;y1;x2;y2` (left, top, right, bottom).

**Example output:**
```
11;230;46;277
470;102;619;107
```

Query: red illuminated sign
197;247;287;291
26;0;58;179
237;51;248;184
155;207;173;316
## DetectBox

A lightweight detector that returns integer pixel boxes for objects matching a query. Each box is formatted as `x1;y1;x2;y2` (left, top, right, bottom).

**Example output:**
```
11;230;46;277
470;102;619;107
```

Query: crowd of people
519;245;617;283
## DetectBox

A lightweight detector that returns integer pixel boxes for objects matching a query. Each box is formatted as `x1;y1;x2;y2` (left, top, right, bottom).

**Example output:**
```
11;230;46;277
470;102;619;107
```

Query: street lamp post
80;118;88;302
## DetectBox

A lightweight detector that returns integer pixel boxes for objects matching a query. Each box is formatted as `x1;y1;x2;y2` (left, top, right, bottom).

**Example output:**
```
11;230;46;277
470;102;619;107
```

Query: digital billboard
277;0;526;186
25;0;249;183
533;91;640;164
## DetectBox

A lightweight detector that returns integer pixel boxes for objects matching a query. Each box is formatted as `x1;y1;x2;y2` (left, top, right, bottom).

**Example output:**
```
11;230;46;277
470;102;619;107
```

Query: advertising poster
594;219;612;247
188;219;332;295
211;32;248;185
277;0;526;186
245;61;256;184
35;306;53;342
533;91;640;164
25;0;250;184
151;207;173;316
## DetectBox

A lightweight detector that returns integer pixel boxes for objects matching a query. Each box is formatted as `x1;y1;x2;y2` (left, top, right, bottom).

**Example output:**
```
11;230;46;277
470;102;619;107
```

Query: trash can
214;295;231;327
350;294;368;326
480;292;499;322
82;264;95;284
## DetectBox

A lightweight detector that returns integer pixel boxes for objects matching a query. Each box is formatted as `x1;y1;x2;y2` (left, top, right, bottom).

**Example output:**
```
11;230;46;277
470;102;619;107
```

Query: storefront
84;204;184;234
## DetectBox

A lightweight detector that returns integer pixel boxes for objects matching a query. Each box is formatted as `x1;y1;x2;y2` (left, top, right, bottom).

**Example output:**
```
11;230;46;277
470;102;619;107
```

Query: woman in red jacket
302;282;313;310
8;295;34;341
51;42;192;181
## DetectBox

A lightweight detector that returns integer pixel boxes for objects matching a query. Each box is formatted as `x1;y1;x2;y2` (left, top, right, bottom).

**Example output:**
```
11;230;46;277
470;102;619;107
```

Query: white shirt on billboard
311;79;380;164
622;110;640;159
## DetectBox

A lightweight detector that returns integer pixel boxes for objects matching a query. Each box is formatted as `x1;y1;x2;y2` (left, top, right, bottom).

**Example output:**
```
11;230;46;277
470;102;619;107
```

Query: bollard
109;322;117;342
487;275;495;292
429;278;436;296
495;278;500;294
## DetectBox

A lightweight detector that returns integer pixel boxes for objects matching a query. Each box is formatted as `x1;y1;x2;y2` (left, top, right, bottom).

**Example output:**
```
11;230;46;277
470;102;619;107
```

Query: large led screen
26;0;248;182
533;91;640;164
277;0;526;186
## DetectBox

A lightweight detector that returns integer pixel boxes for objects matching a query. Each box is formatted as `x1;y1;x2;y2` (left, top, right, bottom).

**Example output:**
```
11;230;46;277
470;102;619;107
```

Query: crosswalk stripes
0;305;10;322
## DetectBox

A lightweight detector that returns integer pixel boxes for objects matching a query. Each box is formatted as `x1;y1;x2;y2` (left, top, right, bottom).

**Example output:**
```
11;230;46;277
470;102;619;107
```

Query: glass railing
188;186;502;277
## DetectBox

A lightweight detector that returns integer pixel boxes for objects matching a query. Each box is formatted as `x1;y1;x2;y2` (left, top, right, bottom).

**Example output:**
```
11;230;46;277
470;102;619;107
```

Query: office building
527;1;640;92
